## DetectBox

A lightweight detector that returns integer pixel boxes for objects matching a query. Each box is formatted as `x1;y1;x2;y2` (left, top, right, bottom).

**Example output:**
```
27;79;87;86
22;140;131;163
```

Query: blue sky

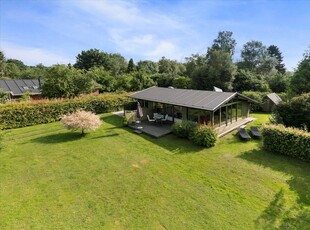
0;0;309;70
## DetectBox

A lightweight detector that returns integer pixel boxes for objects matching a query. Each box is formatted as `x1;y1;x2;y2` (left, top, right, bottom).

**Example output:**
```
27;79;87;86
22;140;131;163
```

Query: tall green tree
74;49;127;76
86;67;116;92
158;57;185;76
267;45;286;74
268;73;288;93
290;49;310;94
0;51;6;79
211;31;236;56
127;58;136;73
41;65;93;98
191;50;237;91
233;69;269;92
185;53;207;77
74;48;106;70
239;40;277;75
136;60;158;74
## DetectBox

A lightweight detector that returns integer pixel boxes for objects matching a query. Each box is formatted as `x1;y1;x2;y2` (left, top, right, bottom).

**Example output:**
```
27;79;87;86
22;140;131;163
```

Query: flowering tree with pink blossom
61;110;102;135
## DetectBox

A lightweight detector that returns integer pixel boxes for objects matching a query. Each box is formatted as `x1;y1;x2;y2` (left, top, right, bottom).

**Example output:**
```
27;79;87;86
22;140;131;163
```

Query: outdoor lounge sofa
250;126;261;138
238;128;251;140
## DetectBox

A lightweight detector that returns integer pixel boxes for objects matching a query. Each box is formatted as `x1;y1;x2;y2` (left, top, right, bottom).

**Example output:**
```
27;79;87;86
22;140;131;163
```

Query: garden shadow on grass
103;114;204;154
239;149;310;229
30;132;84;144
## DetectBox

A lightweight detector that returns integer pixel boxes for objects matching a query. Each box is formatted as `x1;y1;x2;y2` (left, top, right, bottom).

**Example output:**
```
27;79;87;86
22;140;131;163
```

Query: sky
0;0;309;71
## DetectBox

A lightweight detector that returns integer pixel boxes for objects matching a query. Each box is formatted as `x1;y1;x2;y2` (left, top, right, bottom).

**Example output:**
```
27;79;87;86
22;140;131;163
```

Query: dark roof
266;93;282;105
0;79;44;96
129;86;257;111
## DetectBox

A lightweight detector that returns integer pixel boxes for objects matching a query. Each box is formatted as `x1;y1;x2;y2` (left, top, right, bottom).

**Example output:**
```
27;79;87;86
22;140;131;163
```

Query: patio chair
238;128;251;140
161;114;169;123
250;126;261;138
147;115;155;124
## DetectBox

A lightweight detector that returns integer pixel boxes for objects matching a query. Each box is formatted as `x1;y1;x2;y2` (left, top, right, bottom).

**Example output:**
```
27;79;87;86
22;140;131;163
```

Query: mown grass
0;113;309;229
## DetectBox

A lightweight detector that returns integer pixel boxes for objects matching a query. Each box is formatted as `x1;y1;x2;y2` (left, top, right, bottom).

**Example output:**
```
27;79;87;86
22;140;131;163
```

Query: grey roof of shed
266;93;282;105
0;79;43;96
129;86;257;111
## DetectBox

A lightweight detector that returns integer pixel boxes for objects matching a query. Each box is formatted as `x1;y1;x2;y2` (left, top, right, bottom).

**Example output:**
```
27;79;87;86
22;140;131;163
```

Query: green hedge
0;93;131;129
172;121;217;148
261;124;310;161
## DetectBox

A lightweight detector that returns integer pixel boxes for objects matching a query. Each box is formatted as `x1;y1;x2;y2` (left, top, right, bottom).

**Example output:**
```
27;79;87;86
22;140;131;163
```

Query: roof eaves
128;86;157;98
212;92;237;111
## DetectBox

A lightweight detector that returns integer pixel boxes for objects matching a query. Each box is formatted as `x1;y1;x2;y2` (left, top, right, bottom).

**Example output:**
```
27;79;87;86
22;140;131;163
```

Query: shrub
261;124;310;161
189;125;217;148
172;120;197;138
0;93;131;129
61;110;101;134
272;93;310;129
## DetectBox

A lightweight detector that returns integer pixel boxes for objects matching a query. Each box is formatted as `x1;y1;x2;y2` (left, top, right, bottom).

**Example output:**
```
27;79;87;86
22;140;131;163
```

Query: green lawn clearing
0;113;309;229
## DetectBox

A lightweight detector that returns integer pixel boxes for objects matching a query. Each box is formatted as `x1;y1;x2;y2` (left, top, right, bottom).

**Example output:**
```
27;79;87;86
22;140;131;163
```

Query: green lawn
0;113;309;229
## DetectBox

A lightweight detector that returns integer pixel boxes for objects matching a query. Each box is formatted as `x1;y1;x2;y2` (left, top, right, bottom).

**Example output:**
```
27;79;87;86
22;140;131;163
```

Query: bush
172;121;217;148
189;125;217;147
262;124;310;161
0;93;131;129
272;93;310;129
172;120;197;138
61;110;101;134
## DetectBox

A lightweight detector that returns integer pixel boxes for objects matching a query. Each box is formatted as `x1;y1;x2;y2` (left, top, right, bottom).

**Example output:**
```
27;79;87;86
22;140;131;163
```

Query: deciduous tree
211;31;236;56
290;49;310;94
41;65;93;98
61;110;102;135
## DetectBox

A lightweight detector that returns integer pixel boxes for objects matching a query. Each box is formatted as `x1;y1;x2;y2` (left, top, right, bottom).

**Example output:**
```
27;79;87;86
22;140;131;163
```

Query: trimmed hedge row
0;93;131;129
172;120;217;148
261;124;310;161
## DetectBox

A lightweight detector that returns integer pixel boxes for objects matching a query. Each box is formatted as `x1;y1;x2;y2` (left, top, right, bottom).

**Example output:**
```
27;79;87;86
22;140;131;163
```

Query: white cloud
72;0;142;25
147;41;181;60
1;42;73;66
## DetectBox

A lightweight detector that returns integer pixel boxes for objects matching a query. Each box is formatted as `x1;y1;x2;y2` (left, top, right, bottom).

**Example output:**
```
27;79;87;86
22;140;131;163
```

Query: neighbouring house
0;79;44;100
129;86;258;136
262;93;282;112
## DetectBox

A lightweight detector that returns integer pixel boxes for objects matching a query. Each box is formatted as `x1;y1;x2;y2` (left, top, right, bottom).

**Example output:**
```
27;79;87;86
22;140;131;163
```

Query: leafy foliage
172;120;197;138
242;91;269;112
61;110;102;134
191;50;237;91
271;93;310;129
211;31;236;56
189;125;217;147
0;93;130;129
267;73;289;93
262;124;310;161
233;69;270;92
41;65;93;98
0;89;9;103
267;45;286;74
290;50;310;94
172;121;217;148
74;48;127;76
239;40;277;75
